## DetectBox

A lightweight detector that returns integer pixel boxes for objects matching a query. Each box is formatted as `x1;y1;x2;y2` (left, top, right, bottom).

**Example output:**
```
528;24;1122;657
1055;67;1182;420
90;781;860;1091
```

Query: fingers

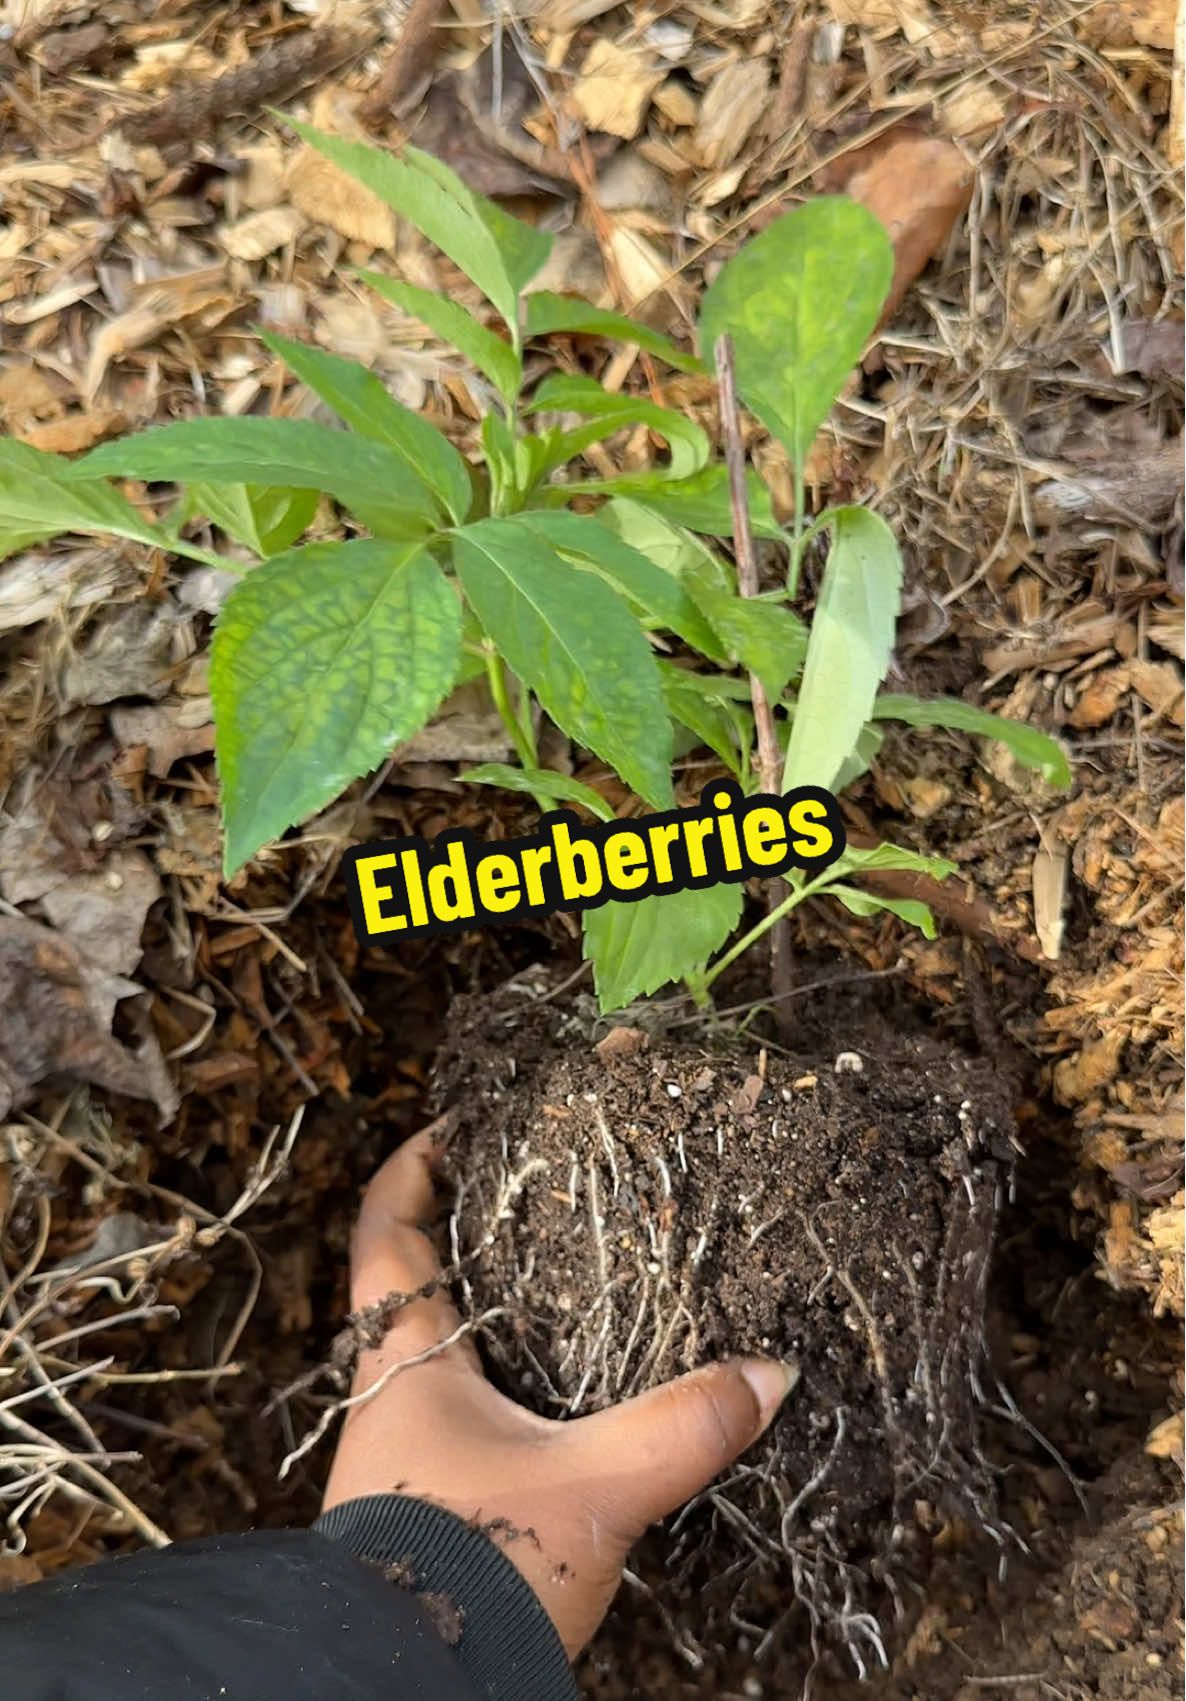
564;1358;798;1540
349;1128;471;1368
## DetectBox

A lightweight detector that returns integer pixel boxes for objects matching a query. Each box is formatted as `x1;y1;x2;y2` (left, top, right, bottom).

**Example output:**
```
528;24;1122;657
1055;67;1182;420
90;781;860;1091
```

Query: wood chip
1032;836;1069;961
219;205;307;262
692;59;770;167
287;144;396;248
568;40;663;140
84;268;234;400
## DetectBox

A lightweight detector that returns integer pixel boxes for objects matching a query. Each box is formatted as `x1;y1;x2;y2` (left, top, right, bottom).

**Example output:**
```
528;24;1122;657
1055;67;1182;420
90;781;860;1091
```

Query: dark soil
433;972;1019;1684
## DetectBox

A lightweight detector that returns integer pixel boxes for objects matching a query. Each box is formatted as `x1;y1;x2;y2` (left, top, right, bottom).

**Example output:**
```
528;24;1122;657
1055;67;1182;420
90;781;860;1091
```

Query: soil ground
0;3;1182;1698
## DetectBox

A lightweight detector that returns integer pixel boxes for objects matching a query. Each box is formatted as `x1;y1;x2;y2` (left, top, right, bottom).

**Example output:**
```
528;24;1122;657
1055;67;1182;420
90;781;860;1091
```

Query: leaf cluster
0;124;1070;1010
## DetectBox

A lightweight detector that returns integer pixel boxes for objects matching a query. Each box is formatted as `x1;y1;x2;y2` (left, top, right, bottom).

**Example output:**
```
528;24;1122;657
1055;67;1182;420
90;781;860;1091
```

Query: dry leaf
0;914;177;1123
693;60;770;168
40;851;162;979
219;205;306;261
839;132;974;323
61;602;180;708
111;699;217;778
568;40;663;141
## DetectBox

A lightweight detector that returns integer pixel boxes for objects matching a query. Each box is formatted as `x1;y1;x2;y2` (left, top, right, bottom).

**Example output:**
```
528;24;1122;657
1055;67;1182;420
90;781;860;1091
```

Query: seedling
0;122;1070;1010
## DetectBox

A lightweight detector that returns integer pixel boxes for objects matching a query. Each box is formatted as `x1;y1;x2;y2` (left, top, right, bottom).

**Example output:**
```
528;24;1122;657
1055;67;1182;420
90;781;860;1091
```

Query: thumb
564;1358;798;1541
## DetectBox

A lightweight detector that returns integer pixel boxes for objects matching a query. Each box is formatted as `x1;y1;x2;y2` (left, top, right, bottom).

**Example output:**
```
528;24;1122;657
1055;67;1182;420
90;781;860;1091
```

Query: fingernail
738;1357;800;1430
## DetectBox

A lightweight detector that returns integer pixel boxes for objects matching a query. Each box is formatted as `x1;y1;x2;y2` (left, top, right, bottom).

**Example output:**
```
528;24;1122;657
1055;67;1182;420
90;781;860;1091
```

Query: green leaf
686;574;807;702
831;722;884;792
510;510;724;659
525;372;708;481
287;122;551;333
659;665;749;775
583;882;744;1011
187;483;318;556
79;418;439;541
826;884;938;939
577;464;781;538
260;331;472;524
782;505;902;793
828;842;956;880
452;517;674;809
211;538;461;875
699;197;893;471
0;439;181;556
0;523;59;563
359;270;522;405
873;693;1072;788
597;497;733;589
523;293;705;373
463;763;616;821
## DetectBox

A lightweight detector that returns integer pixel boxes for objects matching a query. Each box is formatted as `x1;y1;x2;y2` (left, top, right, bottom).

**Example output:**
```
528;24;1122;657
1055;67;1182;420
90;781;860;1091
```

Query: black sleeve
1;1497;578;1701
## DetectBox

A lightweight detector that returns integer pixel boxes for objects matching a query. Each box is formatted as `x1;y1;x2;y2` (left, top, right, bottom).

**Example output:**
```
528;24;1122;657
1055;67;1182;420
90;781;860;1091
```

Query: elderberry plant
0;121;1070;1010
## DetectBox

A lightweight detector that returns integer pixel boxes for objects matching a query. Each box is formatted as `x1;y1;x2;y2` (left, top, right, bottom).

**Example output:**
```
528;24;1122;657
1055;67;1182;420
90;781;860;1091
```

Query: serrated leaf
261;331;472;524
359;270;522;405
511;510;724;659
831;722;884;791
0;439;180;556
289;121;550;334
583;882;744;1011
463;763;616;821
452;517;673;808
187;483;318;556
211;538;460;873
578;464;781;539
79;418;438;541
826;883;938;939
873;693;1071;788
659;665;749;775
526;373;709;480
597;497;733;589
686;573;807;702
523;293;705;373
699;198;893;471
782;506;902;793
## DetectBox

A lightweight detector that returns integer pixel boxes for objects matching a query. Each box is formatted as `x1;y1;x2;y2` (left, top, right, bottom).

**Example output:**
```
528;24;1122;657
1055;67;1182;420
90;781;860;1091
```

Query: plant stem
484;649;537;773
715;331;794;1024
702;870;833;992
787;462;807;597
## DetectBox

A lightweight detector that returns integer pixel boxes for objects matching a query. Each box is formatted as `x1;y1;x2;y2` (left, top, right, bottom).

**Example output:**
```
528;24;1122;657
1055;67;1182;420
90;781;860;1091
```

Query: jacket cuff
313;1494;578;1701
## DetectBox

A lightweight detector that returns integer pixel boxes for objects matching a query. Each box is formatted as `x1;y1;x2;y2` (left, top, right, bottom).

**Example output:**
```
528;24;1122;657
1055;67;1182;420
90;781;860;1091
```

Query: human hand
322;1127;797;1659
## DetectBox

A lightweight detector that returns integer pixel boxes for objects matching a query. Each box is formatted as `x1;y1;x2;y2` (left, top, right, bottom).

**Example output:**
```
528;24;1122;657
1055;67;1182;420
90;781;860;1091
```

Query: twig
360;0;449;127
715;334;794;1025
